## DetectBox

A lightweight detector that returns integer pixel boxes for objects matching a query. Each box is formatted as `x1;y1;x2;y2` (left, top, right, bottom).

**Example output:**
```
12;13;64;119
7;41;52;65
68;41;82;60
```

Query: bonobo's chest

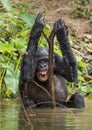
26;74;67;101
26;80;50;101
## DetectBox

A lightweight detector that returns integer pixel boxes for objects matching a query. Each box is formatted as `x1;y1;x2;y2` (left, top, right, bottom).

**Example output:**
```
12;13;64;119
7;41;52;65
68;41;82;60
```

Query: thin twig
33;81;51;97
18;88;33;129
27;101;67;109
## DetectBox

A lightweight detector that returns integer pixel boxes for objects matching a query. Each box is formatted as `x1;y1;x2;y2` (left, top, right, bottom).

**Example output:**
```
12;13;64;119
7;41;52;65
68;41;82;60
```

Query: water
0;99;92;130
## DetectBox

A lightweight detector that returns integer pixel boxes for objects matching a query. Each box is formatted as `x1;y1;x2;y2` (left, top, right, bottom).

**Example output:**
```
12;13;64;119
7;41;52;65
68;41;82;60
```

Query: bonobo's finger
56;19;61;30
60;19;68;31
53;18;65;32
36;13;42;22
39;16;45;25
54;18;69;34
35;13;45;26
60;19;65;28
56;19;65;31
36;13;42;19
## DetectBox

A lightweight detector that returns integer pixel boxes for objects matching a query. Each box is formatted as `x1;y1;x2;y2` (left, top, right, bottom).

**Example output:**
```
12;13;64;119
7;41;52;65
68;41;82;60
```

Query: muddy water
0;99;92;130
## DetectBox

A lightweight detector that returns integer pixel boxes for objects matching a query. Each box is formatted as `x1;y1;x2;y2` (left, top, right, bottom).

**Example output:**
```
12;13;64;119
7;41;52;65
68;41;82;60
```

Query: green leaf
20;14;36;26
4;68;19;94
88;93;92;99
1;0;12;11
78;60;85;67
76;56;82;62
0;20;4;25
0;43;16;53
14;38;27;48
78;76;85;82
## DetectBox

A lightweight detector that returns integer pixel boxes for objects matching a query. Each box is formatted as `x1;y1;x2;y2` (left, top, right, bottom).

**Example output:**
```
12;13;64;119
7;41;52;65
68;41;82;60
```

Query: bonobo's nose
40;63;48;70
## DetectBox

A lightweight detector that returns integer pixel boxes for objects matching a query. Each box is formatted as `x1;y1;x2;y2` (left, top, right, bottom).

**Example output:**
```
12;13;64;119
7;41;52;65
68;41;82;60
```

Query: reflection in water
0;99;92;130
0;99;19;130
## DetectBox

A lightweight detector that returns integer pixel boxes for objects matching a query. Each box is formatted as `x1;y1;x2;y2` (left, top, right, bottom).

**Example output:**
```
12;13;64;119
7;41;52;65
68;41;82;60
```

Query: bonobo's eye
38;58;48;64
43;59;49;63
45;58;48;61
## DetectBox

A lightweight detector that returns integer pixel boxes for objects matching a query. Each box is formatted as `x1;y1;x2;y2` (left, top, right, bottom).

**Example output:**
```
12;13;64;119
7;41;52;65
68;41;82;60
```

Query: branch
48;30;56;108
43;30;56;108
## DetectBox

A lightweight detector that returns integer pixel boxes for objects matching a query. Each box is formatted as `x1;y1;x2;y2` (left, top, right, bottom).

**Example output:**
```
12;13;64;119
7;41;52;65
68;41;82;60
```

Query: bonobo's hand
35;13;45;27
31;13;45;38
53;19;68;43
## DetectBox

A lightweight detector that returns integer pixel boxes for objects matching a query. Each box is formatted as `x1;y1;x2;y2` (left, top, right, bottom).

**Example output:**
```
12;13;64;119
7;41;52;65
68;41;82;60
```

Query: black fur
19;13;85;108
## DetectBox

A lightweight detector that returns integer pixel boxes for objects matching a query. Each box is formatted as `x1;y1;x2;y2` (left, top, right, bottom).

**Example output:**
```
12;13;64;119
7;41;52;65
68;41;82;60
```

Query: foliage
68;36;92;98
0;0;92;98
0;0;36;97
71;0;92;22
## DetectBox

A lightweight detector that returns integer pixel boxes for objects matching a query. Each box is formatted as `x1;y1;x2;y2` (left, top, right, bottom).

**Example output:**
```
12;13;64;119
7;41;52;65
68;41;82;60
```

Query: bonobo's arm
19;13;45;94
53;19;78;82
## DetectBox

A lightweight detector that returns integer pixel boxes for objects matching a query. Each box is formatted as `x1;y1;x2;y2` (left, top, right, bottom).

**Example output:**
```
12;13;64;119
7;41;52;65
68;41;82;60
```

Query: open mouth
36;70;48;82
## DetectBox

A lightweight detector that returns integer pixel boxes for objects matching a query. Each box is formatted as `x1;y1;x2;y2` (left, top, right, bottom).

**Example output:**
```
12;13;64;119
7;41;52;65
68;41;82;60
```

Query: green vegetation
72;37;92;98
0;0;92;98
71;0;92;22
0;0;35;97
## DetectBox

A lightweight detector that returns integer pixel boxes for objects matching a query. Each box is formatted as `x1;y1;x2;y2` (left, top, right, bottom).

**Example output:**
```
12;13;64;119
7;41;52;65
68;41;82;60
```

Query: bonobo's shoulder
54;74;66;82
54;74;67;90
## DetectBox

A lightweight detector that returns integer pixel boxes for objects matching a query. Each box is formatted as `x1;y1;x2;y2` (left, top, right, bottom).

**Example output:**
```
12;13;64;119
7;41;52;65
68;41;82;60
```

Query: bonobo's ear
35;13;45;27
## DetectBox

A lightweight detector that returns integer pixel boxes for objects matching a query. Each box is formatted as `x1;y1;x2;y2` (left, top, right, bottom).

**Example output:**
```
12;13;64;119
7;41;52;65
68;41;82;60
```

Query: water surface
0;99;92;130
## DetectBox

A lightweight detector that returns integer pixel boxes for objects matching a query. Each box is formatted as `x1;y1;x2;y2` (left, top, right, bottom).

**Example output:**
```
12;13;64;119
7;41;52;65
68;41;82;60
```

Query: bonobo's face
36;58;49;82
36;47;49;82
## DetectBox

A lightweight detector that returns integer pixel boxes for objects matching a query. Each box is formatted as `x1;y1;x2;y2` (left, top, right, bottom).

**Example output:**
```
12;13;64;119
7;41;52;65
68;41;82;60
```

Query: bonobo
19;13;85;108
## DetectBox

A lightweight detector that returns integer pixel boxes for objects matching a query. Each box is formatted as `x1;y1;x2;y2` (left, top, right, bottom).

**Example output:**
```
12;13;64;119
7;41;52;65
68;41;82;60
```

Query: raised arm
19;13;45;95
53;19;78;82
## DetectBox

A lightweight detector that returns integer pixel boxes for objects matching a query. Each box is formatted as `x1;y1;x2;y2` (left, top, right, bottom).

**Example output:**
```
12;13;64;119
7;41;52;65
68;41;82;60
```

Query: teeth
40;71;47;75
39;71;47;75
